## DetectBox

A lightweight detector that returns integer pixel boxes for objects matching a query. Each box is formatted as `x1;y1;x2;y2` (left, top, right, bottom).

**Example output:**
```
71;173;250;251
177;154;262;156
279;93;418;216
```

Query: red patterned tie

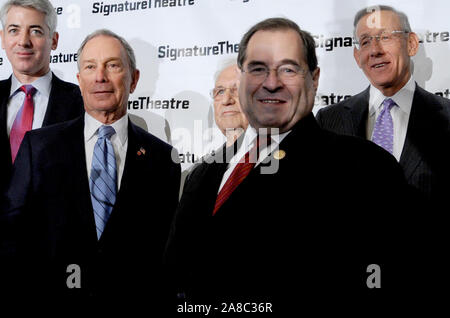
213;135;269;215
10;85;36;163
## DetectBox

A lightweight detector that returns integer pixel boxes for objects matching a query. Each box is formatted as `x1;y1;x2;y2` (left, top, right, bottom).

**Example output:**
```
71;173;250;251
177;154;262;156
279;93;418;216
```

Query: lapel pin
137;147;146;156
273;149;286;160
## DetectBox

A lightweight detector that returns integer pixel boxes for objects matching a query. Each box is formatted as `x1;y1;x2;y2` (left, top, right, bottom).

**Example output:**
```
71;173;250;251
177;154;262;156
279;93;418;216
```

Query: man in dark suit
315;5;450;206
165;18;416;313
0;0;84;190
1;29;180;311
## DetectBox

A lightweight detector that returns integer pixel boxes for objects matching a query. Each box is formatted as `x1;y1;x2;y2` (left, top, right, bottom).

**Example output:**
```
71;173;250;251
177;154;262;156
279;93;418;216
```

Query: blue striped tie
90;125;117;239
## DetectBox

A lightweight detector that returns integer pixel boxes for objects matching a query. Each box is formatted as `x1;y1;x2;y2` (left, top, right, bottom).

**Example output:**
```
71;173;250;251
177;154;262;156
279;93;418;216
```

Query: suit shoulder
322;128;396;163
52;76;81;93
317;89;367;116
26;117;80;141
131;123;176;154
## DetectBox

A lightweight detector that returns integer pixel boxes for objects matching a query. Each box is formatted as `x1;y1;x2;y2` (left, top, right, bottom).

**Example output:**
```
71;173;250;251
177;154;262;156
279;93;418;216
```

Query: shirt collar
10;71;53;98
242;124;290;149
84;112;128;146
369;76;415;116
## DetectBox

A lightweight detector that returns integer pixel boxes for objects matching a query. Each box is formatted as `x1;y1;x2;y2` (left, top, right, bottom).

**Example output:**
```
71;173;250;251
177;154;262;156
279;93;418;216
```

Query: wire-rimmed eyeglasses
355;30;409;50
210;86;238;100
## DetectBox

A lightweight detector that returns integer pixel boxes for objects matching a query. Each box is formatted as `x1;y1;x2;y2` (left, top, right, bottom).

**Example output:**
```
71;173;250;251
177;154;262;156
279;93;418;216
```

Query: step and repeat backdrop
1;0;449;170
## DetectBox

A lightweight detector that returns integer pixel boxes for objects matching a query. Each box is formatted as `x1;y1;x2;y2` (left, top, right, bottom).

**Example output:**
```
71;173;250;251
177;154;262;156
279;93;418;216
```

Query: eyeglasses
242;64;306;84
355;30;409;50
211;86;238;100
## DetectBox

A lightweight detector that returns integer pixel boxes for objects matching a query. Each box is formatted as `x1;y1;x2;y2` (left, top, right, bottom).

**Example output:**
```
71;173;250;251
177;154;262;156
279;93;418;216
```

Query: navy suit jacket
316;84;450;205
165;114;419;313
0;73;84;191
1;115;180;309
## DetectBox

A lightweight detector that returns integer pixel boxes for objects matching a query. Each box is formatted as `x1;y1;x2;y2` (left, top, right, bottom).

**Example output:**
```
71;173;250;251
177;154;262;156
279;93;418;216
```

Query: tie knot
20;85;36;97
382;98;396;111
98;125;115;140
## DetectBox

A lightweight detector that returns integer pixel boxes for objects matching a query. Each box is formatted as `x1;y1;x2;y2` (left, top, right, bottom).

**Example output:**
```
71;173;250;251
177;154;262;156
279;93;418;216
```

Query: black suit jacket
0;73;84;191
315;84;450;205
1;115;180;310
165;114;418;312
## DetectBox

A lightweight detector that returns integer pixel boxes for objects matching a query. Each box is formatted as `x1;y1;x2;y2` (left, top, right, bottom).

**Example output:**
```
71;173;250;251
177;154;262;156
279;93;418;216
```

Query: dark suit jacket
315;84;450;205
165;114;417;313
1;115;180;310
0;73;84;191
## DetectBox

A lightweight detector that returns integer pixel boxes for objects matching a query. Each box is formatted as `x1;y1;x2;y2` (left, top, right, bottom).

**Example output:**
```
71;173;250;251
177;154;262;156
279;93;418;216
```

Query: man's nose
262;70;283;92
222;89;236;105
95;66;108;82
18;31;31;47
369;37;385;57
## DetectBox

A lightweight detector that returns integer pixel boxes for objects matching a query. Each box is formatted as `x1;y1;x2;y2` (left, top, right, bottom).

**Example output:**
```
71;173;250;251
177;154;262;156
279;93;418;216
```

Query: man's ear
130;69;140;93
407;32;419;57
1;30;4;50
311;67;320;92
353;46;362;69
51;32;59;50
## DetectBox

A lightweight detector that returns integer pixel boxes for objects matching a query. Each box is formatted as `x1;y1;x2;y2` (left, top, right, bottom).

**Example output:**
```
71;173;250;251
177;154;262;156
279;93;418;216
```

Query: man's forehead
6;6;46;24
82;36;124;58
246;29;303;61
217;66;238;83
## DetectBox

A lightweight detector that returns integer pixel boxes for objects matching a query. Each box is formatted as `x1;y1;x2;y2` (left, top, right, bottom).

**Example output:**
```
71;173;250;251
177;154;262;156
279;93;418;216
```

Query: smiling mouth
258;99;286;104
372;62;389;69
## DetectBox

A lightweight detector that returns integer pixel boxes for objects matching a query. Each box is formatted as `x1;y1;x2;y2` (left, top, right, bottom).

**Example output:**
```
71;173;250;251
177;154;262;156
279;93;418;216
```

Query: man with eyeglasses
316;5;450;208
212;60;248;146
166;17;416;312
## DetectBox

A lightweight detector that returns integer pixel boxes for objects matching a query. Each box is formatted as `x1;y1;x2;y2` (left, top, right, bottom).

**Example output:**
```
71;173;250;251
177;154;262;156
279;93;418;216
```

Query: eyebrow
246;59;301;67
7;24;44;29
81;57;122;64
358;29;389;37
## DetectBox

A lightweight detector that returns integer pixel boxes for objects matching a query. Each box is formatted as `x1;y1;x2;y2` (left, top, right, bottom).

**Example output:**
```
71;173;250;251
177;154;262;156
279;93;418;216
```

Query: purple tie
372;98;396;154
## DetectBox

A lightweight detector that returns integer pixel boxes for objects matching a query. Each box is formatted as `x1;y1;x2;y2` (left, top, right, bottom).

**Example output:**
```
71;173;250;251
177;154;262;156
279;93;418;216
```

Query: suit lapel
399;85;424;180
42;73;66;126
1;78;12;166
191;143;232;217
66;116;98;242
99;119;150;239
348;87;370;138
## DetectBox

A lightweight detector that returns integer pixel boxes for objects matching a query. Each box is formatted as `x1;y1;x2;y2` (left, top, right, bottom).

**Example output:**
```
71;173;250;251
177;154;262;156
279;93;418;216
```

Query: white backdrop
1;0;449;170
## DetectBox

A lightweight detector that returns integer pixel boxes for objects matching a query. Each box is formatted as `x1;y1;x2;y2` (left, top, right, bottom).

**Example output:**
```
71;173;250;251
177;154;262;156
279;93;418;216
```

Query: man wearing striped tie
165;17;418;313
1;29;180;311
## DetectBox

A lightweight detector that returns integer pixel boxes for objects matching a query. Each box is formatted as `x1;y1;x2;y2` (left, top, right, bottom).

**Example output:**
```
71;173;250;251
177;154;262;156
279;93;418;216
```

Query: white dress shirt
218;125;290;193
367;76;415;161
7;71;52;134
84;113;129;189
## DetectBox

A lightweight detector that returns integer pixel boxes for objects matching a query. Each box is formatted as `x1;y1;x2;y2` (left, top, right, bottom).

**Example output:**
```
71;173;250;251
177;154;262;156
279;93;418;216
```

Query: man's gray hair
213;57;238;83
77;29;137;79
0;0;57;35
353;5;412;39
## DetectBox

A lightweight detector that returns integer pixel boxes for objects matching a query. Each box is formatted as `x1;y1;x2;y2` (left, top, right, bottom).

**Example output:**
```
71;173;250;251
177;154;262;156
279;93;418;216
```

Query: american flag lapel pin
137;147;146;156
